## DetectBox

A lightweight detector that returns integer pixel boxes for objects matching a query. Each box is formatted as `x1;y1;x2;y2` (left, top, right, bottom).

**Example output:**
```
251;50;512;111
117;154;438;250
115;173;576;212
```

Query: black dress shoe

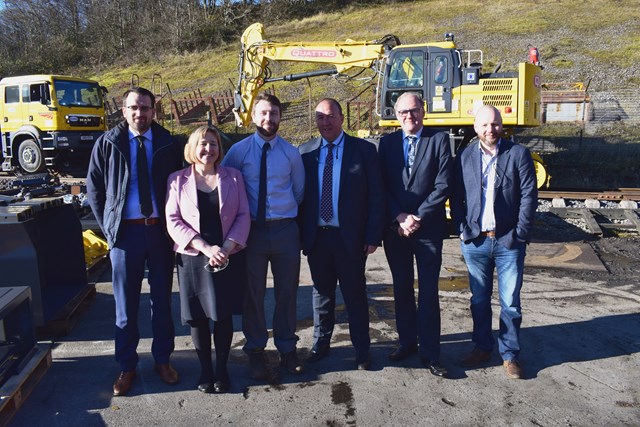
248;351;270;381
422;359;448;377
357;360;371;370
356;355;371;371
388;344;418;362
197;382;216;393
306;344;330;363
214;380;230;393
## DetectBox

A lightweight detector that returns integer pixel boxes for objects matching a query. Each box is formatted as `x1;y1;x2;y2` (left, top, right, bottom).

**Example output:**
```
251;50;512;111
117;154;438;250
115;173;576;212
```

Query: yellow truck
0;75;107;175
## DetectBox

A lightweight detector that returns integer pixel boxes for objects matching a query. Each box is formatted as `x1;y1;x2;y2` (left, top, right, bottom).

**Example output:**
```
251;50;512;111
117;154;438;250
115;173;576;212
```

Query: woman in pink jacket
166;125;250;393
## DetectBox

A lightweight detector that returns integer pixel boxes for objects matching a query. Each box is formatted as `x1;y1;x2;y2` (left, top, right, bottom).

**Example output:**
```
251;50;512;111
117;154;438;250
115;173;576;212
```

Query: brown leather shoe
113;370;136;396
503;360;522;379
154;363;179;384
459;348;492;367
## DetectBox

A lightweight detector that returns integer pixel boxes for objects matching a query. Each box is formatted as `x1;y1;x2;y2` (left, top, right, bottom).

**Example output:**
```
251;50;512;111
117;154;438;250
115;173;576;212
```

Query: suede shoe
113;370;136;396
306;344;330;363
388;344;418;362
154;363;179;384
281;350;304;374
459;348;492;367
248;351;270;381
503;360;522;379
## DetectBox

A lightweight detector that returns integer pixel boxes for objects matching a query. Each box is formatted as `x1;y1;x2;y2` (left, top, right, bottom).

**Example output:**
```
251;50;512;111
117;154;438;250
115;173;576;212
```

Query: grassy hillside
82;0;640;162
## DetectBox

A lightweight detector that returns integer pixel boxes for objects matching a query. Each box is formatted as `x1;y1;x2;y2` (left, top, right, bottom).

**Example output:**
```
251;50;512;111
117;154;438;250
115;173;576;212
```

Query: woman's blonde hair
184;125;224;166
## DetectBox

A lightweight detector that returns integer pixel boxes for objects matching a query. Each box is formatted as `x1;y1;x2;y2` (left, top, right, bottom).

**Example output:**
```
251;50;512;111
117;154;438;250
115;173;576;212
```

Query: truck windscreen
53;79;103;108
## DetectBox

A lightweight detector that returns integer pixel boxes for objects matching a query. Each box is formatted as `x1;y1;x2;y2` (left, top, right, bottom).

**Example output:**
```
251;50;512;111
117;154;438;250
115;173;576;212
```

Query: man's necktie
407;135;418;175
136;135;153;218
320;142;334;223
256;142;270;224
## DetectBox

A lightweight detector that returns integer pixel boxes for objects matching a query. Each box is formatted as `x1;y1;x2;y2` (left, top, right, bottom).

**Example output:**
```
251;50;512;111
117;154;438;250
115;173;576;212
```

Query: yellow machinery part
531;152;550;189
82;229;109;269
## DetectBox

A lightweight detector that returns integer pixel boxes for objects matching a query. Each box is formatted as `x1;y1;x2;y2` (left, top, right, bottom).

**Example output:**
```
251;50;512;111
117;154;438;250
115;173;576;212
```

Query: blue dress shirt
222;133;305;221
123;128;159;219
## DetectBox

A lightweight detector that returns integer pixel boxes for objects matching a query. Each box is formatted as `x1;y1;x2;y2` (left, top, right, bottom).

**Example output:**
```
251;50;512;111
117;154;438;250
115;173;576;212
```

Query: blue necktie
407;135;418;175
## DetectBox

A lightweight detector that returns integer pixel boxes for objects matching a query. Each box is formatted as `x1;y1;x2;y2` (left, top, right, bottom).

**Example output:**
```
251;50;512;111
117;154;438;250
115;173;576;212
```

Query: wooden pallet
36;284;96;339
0;345;52;427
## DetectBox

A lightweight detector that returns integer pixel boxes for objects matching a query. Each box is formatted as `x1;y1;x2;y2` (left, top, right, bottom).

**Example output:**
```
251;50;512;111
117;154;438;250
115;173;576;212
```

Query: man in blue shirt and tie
222;93;305;380
87;87;183;396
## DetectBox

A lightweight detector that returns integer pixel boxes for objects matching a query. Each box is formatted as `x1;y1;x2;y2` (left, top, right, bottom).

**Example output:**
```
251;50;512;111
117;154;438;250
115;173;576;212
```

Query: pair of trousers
383;229;443;361
460;235;526;361
109;223;176;371
307;227;370;360
242;219;300;354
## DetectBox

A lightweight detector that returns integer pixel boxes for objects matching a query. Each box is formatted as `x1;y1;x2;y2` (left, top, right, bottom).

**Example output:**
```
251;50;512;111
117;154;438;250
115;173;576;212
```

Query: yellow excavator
233;23;548;188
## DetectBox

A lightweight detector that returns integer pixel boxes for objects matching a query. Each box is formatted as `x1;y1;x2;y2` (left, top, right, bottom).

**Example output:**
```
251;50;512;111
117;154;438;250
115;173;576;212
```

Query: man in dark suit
299;98;384;370
451;105;537;379
379;92;452;377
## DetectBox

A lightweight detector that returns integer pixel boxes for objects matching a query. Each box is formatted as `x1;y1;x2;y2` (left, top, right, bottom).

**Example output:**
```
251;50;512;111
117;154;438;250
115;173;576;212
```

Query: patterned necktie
136;135;153;218
320;142;334;223
256;142;270;224
407;135;418;175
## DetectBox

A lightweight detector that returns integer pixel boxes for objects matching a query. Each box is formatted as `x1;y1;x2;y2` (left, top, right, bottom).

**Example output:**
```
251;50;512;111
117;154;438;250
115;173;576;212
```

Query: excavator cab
380;45;457;119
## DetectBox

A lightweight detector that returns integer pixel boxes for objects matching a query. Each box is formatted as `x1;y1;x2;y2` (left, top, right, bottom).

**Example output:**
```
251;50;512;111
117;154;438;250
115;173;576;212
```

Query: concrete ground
9;237;640;426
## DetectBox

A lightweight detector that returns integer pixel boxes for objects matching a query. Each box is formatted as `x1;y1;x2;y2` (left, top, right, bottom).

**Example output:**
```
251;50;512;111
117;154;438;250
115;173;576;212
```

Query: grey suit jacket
451;137;538;249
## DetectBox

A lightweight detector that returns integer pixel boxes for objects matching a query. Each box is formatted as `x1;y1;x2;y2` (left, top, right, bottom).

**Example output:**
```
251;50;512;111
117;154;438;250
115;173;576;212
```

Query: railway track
2;175;639;237
539;188;640;202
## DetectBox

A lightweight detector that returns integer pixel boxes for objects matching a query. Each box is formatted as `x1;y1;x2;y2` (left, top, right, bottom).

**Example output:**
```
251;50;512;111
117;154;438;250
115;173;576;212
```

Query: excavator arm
233;23;399;127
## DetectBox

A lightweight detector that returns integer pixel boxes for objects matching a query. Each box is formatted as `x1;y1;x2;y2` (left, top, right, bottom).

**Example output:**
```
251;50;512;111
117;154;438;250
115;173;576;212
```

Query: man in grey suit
299;98;384;370
379;92;452;377
451;105;538;379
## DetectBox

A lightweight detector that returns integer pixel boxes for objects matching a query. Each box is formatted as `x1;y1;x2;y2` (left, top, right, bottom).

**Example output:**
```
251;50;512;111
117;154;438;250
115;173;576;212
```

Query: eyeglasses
203;259;229;273
396;107;423;117
125;105;153;112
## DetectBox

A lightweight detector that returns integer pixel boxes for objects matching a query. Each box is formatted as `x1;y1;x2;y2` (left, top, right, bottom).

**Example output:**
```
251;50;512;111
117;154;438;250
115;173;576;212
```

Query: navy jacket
298;133;384;256
451;137;538;249
86;121;183;247
379;128;453;240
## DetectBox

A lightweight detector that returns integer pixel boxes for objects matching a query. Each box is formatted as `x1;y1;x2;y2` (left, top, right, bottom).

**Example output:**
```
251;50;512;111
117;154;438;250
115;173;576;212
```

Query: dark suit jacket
450;137;538;249
299;133;384;256
378;128;453;240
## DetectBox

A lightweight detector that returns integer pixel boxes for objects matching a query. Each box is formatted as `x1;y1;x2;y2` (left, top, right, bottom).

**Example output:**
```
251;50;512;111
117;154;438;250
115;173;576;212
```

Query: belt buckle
144;217;153;226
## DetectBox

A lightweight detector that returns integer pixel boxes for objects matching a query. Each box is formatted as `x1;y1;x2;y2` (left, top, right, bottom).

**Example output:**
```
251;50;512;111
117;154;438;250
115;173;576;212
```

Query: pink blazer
165;164;250;256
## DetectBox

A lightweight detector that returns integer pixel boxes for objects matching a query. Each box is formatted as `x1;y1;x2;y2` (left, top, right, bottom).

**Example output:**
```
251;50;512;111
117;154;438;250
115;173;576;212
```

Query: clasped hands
207;245;228;267
396;212;421;237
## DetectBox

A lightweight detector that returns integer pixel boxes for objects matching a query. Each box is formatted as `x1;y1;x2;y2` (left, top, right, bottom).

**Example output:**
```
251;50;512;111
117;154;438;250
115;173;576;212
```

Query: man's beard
257;123;279;139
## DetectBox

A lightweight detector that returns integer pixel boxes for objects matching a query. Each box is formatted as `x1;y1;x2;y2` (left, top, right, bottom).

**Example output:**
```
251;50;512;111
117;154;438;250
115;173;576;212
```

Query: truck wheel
18;139;45;173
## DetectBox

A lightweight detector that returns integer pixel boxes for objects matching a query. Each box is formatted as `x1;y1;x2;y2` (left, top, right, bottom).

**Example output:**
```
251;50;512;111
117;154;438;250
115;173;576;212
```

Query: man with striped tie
299;98;384;370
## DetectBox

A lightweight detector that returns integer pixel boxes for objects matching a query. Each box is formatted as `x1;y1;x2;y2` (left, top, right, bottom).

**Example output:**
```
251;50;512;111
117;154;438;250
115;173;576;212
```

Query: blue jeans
460;236;526;361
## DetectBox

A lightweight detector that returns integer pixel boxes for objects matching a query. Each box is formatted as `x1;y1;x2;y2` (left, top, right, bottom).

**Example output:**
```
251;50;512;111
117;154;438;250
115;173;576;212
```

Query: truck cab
0;75;107;175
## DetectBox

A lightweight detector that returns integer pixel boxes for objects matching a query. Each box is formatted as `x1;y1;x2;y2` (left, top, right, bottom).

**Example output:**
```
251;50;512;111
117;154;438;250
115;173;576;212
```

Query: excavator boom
233;23;398;127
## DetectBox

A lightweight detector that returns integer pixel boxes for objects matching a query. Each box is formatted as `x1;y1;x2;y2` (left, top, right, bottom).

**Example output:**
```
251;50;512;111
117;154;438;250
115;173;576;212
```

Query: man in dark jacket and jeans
87;87;183;396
